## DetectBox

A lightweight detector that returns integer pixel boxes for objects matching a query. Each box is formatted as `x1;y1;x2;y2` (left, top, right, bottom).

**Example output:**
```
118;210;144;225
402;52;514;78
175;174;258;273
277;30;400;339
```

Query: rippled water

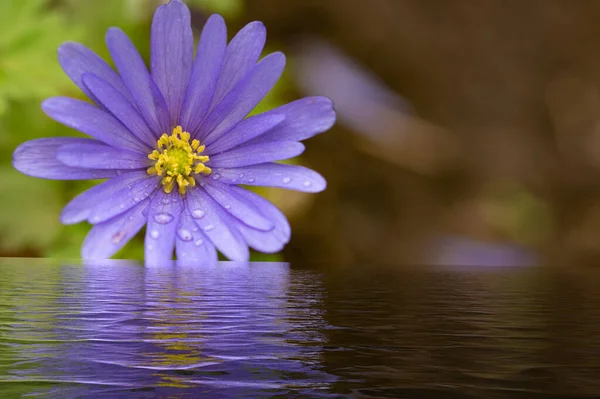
0;259;599;398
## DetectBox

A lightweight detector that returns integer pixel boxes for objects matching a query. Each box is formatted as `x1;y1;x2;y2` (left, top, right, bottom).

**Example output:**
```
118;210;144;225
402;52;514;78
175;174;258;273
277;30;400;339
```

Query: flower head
12;0;335;265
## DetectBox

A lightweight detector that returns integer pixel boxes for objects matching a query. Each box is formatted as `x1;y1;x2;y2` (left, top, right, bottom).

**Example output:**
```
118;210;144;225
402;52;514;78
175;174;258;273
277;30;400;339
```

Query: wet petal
88;175;160;224
106;27;170;136
197;52;286;143
42;97;148;153
180;14;227;134
151;0;193;124
12;137;119;180
186;187;249;261
82;199;150;260
209;163;326;193
145;190;183;266
175;210;218;265
203;180;274;231
57;142;150;170
60;171;149;224
209;141;304;168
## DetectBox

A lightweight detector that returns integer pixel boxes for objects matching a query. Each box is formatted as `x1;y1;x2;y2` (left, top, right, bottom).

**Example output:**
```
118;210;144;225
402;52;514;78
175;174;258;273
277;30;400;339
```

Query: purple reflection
1;260;336;398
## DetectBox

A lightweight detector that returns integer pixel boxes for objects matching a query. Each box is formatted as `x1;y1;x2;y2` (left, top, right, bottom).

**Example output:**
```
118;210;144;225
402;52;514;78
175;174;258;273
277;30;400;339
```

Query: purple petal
82;199;149;259
209;163;326;193
145;190;183;266
251;97;336;143
175;210;218;265
12;137;119;180
185;188;249;261
57;142;150;170
197;52;286;143
203;180;274;231
228;186;290;253
61;171;149;224
151;0;193;125
208;141;304;168
180;14;227;134
82;73;156;148
57;42;133;106
88;175;160;224
210;21;266;108
207;113;284;154
106;27;170;136
42;97;148;153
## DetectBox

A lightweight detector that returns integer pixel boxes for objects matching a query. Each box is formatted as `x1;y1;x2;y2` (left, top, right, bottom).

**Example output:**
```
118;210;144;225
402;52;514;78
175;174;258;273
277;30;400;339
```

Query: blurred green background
4;0;600;267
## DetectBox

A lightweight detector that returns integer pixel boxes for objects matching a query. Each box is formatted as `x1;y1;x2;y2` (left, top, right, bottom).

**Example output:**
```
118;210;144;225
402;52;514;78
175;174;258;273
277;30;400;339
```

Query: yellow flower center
147;126;211;195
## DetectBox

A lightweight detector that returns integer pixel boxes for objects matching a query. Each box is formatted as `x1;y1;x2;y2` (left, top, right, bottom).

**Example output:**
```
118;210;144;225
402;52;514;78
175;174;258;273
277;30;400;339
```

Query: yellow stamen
146;126;211;195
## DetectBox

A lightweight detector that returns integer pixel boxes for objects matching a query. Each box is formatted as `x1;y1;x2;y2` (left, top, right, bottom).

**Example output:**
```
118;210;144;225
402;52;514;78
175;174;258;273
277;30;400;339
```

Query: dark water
0;260;600;398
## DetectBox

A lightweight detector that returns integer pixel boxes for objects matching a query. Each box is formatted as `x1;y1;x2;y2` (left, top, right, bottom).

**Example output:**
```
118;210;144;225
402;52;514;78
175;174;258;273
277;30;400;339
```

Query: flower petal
57;142;150;170
12;137;119;180
145;190;183;266
42;97;148;153
185;187;249;261
82;199;149;260
106;27;170;136
210;21;266;108
88;175;160;224
57;42;133;106
207;113;284;154
227;186;290;253
175;210;218;265
60;171;149;224
180;14;226;134
202;180;274;231
208;141;304;168
209;163;326;193
151;0;193;125
82;73;156;148
251;97;336;143
197;52;286;143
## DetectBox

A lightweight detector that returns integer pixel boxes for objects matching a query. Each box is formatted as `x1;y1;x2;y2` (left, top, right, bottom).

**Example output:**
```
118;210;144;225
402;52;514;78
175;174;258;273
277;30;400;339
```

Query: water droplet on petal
282;177;291;184
191;209;205;219
147;244;153;250
303;181;312;188
212;173;221;180
153;212;173;224
133;196;141;202
224;204;231;210
116;170;122;176
161;197;170;205
177;228;193;242
248;178;256;183
203;224;215;232
149;230;160;239
120;204;125;209
195;239;204;246
239;173;244;179
193;227;199;232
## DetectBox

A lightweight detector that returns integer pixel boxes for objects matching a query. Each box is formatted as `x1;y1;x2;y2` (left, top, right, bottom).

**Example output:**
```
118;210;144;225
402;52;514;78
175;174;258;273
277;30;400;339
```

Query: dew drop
194;239;204;246
303;181;312;188
119;204;125;210
199;181;206;187
248;178;256;183
193;227;199;232
224;204;231;210
282;177;292;184
127;185;132;189
161;197;170;205
147;244;153;250
133;196;141;202
177;228;193;242
191;209;205;219
149;230;160;239
153;212;174;224
239;173;244;179
212;173;221;180
116;170;122;176
203;224;215;232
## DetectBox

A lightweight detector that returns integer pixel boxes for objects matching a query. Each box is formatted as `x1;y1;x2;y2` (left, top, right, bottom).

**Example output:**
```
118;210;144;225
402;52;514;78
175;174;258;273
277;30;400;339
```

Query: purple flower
12;0;335;265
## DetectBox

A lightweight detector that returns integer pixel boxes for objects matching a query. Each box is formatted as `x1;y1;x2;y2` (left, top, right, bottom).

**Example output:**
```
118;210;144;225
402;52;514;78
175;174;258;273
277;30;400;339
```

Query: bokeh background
2;0;600;267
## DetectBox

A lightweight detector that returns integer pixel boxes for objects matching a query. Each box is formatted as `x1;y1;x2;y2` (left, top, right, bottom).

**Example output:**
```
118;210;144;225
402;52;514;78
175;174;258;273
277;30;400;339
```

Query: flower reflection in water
0;259;334;398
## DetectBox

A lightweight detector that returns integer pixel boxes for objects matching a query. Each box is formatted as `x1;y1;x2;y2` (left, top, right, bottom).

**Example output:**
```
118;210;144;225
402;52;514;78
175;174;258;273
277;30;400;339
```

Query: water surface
0;259;599;398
